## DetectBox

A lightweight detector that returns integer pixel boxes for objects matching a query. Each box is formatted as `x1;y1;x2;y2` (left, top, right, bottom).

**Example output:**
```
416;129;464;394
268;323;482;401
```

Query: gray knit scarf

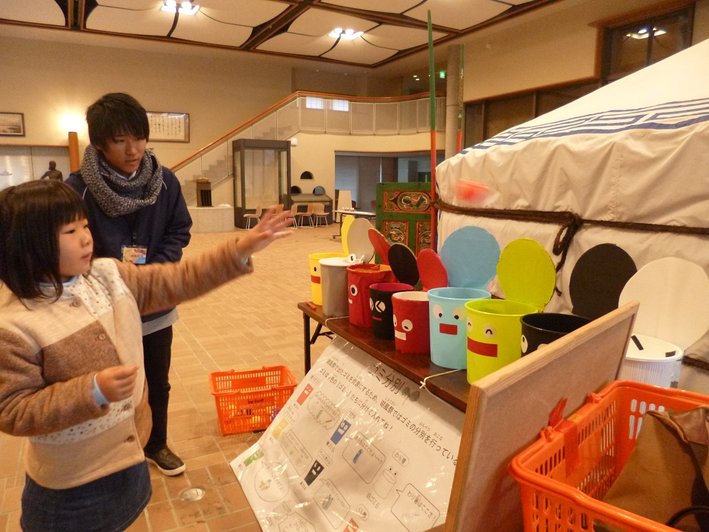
80;144;164;217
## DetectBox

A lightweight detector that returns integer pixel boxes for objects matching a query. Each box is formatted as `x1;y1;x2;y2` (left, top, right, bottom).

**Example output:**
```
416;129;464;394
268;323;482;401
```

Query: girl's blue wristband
92;374;109;406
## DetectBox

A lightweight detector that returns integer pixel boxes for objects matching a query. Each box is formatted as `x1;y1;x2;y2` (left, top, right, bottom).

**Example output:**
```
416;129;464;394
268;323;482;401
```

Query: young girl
0;180;291;531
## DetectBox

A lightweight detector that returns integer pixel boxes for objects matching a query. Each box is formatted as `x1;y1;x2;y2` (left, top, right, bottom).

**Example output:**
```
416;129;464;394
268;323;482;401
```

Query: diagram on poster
231;337;464;531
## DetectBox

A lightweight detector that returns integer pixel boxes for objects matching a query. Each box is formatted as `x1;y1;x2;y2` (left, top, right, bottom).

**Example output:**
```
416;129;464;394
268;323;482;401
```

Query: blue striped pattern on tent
465;97;709;152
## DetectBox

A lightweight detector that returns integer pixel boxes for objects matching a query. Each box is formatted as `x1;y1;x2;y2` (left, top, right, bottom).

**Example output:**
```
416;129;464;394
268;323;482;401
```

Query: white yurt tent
435;38;709;387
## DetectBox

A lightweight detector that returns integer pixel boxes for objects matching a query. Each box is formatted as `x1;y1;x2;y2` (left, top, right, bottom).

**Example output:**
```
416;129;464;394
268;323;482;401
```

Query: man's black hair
86;92;150;148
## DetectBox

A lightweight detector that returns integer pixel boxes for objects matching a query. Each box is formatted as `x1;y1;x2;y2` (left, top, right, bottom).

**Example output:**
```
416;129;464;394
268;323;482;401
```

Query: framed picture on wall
146;111;189;142
0;113;25;137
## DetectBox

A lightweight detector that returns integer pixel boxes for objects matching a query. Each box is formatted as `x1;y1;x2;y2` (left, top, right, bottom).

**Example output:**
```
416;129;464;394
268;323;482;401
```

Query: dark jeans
143;326;173;453
21;461;151;532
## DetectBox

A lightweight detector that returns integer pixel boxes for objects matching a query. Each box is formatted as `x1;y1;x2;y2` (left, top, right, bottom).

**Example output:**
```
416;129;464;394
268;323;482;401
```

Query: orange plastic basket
509;380;709;531
209;366;297;435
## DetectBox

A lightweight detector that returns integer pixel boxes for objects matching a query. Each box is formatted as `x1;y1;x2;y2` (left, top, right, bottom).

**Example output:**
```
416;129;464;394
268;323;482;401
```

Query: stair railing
172;91;445;204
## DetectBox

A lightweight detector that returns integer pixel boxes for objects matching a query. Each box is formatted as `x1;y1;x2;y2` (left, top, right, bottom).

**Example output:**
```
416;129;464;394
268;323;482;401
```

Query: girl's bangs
52;185;88;225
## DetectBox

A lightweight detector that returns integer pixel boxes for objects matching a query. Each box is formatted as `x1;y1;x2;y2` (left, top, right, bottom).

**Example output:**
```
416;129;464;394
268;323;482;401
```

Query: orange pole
68;131;80;172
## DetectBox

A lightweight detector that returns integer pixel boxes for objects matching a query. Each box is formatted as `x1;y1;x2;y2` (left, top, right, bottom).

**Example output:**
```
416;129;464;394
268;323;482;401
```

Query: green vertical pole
428;10;437;249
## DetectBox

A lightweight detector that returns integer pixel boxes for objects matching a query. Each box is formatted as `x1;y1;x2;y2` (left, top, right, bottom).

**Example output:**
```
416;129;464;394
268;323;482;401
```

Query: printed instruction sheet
231;337;464;531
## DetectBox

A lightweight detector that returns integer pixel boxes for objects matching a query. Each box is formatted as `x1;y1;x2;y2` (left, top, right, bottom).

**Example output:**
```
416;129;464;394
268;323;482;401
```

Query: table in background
298;302;469;411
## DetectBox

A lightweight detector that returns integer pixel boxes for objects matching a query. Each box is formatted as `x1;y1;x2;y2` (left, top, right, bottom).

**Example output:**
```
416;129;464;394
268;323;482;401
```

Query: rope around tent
435;199;709;274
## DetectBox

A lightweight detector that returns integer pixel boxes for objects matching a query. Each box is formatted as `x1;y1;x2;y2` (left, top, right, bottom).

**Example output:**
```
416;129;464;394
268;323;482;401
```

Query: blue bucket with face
428;287;490;369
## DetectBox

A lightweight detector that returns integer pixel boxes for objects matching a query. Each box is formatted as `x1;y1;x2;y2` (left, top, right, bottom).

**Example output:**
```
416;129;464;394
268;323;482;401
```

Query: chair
283;203;298;228
243;206;262;229
294;203;315;227
312;203;329;227
261;203;297;228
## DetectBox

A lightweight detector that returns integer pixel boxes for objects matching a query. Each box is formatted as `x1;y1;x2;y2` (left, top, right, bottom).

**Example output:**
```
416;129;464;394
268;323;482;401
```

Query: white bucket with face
320;256;361;317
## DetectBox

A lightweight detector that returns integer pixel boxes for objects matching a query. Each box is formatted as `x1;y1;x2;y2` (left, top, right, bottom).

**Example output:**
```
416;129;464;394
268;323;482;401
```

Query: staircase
173;91;445;205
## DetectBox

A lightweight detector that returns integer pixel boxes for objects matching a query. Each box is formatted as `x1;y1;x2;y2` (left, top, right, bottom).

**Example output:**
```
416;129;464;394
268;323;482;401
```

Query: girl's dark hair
86;92;150;148
0;180;88;300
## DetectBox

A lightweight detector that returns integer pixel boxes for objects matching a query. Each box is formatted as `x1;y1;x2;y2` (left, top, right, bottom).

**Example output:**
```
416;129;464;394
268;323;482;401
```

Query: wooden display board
443;302;639;531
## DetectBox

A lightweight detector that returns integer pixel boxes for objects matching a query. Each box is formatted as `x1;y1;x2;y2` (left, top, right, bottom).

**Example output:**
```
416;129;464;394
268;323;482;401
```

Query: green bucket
465;298;538;383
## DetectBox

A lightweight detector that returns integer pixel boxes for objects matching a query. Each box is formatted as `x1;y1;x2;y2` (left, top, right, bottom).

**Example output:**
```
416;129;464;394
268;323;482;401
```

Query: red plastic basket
509;380;709;531
209;366;297;435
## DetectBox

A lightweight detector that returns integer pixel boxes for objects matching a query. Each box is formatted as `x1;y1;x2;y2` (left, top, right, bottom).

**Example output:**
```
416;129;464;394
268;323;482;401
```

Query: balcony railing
173;91;445;204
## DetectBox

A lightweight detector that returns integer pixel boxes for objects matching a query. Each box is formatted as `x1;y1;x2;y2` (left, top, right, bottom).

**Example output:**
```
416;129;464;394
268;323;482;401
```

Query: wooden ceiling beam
241;0;316;50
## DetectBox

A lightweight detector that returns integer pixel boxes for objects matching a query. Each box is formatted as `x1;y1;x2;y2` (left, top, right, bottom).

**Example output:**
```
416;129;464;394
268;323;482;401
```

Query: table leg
303;312;311;373
332;218;343;239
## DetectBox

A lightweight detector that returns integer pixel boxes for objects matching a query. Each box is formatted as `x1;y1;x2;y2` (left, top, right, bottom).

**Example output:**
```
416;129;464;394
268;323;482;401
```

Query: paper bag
601;407;709;530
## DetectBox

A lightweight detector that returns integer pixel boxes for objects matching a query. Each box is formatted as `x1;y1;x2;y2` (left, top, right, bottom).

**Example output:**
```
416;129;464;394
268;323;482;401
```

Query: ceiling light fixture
161;0;200;16
625;26;666;40
328;27;363;40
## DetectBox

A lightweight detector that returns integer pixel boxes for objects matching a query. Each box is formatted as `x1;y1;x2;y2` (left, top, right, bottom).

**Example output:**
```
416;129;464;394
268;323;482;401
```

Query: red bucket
347;264;395;328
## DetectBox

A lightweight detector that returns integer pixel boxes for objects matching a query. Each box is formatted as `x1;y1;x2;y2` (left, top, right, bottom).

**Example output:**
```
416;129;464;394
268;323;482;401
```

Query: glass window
536;82;598;116
651;13;692;63
486;94;534;139
329;99;350;112
464;103;484;148
305;96;325;110
462;81;598;147
603;7;692;83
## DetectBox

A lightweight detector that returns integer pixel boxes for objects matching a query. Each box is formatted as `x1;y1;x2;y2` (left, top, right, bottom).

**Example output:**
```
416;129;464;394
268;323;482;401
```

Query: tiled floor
0;224;344;531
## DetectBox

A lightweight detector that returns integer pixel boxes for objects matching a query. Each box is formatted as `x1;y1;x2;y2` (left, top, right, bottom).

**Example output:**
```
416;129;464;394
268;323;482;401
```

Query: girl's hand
96;365;139;402
235;207;293;257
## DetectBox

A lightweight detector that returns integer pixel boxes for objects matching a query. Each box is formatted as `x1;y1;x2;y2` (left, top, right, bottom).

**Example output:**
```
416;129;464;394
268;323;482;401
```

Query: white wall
290;132;436;205
206;131;437;207
0;34;295;168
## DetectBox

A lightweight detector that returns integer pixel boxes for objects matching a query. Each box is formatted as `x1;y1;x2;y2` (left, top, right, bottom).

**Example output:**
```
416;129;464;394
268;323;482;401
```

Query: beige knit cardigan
0;238;252;489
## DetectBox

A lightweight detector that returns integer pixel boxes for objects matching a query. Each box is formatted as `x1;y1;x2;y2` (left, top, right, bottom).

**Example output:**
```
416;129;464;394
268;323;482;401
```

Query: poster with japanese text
231;337;464;531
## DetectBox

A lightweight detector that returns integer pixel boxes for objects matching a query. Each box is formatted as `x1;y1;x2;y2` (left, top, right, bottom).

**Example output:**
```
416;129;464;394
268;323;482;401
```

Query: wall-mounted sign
147;111;189;142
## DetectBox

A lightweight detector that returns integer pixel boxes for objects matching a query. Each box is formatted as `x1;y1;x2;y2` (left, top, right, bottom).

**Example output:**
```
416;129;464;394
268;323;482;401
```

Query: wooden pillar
68;131;80;172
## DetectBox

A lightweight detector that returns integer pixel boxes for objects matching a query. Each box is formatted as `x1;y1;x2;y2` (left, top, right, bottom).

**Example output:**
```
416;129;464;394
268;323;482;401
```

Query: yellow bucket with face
465;298;538;383
309;252;346;305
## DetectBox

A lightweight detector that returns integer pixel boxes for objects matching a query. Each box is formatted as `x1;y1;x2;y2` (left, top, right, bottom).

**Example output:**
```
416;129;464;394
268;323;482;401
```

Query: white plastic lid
625;333;683;363
320;257;356;267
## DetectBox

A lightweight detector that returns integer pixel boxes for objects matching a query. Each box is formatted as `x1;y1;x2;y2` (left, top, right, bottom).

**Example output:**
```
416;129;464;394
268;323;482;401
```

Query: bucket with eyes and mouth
520;312;591;356
309;252;346;306
346;263;395;328
465;238;557;384
369;282;414;339
320;256;360;317
392;290;430;355
465;299;539;383
428;287;490;369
